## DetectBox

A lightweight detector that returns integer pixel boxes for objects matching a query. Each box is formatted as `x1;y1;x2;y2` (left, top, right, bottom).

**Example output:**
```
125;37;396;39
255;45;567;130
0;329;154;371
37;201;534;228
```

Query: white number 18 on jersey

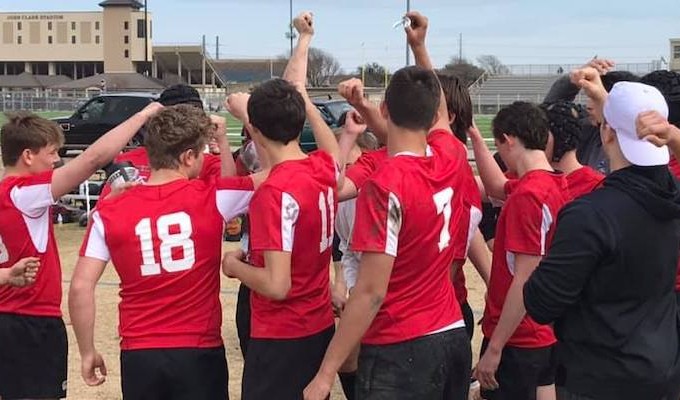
134;212;196;276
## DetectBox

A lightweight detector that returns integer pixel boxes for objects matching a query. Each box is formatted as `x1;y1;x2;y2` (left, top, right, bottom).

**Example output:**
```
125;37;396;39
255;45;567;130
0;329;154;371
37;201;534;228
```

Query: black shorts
479;202;501;242
461;301;475;341
236;283;251;357
0;313;68;399
120;346;228;400
357;327;471;400
242;325;334;400
480;339;557;400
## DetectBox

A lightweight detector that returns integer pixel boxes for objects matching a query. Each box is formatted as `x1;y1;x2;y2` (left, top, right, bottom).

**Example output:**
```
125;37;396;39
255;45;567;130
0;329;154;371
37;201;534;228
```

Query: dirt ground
55;223;487;400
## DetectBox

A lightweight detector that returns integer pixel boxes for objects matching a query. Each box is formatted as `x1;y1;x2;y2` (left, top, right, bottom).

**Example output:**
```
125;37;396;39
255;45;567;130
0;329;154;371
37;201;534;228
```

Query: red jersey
482;170;569;348
80;177;254;350
669;157;680;179
0;171;61;317
101;148;222;197
346;147;388;189
351;130;481;345
452;267;468;305
248;151;338;339
566;167;603;200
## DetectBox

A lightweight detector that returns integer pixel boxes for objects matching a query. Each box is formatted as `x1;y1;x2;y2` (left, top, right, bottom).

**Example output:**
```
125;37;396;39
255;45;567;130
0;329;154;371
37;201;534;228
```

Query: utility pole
405;0;411;66
289;0;294;57
144;0;148;74
216;36;219;59
459;33;462;62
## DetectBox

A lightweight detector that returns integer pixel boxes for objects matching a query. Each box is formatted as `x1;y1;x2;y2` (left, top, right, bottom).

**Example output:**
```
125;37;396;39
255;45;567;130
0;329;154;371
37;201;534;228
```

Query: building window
95;21;100;30
124;35;129;44
137;19;146;38
17;22;21;31
71;22;76;30
17;36;21;44
71;35;76;44
48;36;53;44
124;21;129;30
95;35;100;44
48;22;52;30
675;45;680;59
124;49;129;58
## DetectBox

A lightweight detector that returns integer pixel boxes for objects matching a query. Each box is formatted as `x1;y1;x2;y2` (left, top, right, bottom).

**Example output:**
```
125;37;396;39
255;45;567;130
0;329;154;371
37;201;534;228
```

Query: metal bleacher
469;74;567;113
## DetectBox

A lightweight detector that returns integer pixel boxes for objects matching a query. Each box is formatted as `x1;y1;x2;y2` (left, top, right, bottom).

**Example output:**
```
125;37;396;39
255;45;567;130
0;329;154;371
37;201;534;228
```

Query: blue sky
3;0;678;73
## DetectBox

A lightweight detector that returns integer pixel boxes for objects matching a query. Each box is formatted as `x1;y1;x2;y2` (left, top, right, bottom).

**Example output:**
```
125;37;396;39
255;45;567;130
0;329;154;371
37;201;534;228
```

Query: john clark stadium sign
6;15;65;21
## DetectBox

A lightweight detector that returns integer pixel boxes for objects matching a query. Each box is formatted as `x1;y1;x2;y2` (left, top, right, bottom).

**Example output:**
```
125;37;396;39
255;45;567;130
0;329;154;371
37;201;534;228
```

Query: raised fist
405;11;428;48
337;78;366;108
293;11;314;36
225;93;251;123
570;67;607;103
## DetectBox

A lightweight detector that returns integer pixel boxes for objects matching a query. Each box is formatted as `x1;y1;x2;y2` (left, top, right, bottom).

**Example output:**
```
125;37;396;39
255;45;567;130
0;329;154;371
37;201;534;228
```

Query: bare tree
307;47;341;87
477;55;510;75
439;57;485;86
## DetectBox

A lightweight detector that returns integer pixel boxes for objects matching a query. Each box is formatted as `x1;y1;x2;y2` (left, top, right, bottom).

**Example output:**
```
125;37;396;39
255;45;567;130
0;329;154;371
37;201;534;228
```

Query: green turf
0;111;494;149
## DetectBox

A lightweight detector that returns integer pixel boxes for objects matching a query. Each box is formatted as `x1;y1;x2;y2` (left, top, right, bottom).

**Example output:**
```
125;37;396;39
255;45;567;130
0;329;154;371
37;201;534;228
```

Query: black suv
54;92;158;156
299;97;352;152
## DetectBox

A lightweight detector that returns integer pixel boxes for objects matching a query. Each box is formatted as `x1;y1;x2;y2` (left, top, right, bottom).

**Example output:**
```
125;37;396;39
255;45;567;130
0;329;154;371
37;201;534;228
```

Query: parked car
53;92;159;156
241;97;352;153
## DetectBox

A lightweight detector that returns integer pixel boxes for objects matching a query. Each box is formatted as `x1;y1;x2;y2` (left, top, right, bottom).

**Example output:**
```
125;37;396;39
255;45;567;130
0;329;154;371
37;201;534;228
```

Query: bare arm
0;257;39;287
210;115;236;177
337;79;389;143
223;250;292;301
467;229;491;286
474;253;541;389
299;86;341;166
282;12;313;84
304;252;394;399
338;178;358;202
406;11;450;133
69;256;108;386
468;124;508;200
52;103;162;199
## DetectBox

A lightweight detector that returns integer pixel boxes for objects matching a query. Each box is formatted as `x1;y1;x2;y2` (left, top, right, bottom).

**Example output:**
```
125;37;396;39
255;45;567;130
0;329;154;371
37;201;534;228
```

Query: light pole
405;0;410;66
289;0;293;57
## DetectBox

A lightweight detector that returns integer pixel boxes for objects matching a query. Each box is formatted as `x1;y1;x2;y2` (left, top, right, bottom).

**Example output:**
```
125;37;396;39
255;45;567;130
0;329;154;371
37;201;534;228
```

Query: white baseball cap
603;82;670;166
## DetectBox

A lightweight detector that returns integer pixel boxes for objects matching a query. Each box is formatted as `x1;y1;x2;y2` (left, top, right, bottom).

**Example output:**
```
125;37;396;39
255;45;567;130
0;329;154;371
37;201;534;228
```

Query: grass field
0;111;495;149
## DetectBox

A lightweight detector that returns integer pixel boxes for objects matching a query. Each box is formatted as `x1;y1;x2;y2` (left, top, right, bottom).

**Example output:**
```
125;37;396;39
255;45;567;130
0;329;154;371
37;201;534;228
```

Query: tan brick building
0;0;152;79
671;39;680;72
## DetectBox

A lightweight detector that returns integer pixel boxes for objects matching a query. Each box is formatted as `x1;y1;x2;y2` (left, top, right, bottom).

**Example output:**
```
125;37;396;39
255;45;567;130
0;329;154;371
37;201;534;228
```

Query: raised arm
210;114;236;177
570;67;608;124
337;79;388;143
283;13;342;168
405;11;450;133
52;102;162;199
545;58;614;103
637;110;680;160
282;12;314;85
468;123;508;200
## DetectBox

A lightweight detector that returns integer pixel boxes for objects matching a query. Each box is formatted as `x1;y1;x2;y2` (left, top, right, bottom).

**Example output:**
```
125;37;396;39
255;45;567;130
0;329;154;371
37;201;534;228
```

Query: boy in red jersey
0;105;161;400
303;12;481;400
468;101;569;400
100;83;232;197
69;104;258;400
219;12;343;400
541;101;604;199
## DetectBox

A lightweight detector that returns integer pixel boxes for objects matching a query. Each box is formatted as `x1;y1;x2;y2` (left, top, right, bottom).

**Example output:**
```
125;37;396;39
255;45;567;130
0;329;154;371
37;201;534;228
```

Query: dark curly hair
492;101;549;150
641;70;680;128
540;101;583;162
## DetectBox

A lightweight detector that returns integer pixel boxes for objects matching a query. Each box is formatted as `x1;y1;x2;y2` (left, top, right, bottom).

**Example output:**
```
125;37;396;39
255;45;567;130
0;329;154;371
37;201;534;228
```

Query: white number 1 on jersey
0;234;9;264
433;188;454;252
134;212;196;276
319;188;335;252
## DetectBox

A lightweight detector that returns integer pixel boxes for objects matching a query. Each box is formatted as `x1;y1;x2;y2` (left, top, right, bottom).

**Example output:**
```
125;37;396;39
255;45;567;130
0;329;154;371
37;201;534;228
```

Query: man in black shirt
525;68;680;400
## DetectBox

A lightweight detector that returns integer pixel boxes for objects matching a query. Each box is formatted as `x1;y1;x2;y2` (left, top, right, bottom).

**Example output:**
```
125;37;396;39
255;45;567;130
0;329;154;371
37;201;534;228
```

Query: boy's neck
552;151;583;175
2;165;33;179
147;168;189;185
516;149;554;177
387;126;428;157
266;142;307;166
